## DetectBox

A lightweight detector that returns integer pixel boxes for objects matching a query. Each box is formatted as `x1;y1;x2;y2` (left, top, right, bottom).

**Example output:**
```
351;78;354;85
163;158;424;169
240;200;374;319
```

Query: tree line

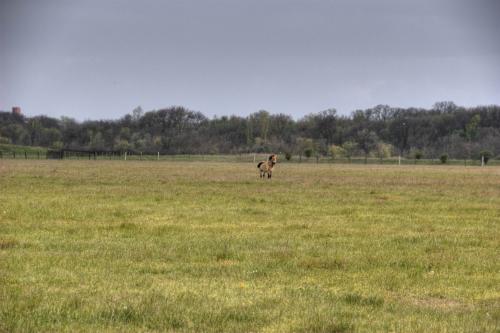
1;102;500;161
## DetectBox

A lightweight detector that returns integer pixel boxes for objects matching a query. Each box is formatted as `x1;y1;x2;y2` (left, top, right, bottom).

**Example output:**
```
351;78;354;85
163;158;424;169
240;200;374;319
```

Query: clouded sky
1;0;499;120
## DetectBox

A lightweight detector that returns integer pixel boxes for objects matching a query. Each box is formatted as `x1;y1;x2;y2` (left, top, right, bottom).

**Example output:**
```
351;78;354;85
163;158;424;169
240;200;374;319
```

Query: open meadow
0;160;499;332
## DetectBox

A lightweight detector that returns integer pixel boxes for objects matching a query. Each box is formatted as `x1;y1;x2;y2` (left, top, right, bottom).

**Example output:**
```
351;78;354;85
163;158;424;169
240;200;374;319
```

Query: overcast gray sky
1;0;499;120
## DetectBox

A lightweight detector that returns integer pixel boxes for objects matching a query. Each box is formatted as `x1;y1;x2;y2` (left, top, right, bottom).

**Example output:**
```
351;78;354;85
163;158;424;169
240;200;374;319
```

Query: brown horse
257;154;277;179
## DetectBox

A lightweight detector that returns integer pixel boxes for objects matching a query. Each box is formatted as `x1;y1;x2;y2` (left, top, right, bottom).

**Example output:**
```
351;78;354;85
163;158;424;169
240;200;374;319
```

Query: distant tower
12;106;21;115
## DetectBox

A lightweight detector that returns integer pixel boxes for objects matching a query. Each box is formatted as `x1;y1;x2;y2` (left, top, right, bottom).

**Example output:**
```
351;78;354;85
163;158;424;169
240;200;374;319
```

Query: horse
257;154;277;179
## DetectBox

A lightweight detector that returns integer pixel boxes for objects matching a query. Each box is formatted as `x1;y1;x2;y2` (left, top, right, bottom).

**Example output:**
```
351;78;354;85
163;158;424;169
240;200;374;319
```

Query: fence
0;150;499;166
0;151;45;160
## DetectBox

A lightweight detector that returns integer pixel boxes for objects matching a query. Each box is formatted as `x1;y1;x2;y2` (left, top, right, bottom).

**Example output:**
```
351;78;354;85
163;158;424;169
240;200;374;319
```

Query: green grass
0;143;47;154
1;145;499;166
0;144;47;159
0;160;499;332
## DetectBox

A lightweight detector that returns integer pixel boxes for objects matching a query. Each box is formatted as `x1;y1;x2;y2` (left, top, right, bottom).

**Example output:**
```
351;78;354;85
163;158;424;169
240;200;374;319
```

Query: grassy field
0;160;499;332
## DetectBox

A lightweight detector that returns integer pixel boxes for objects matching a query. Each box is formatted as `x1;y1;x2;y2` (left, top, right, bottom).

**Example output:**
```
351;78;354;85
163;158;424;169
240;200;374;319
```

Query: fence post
481;155;484;167
398;155;401;165
125;151;127;161
157;152;160;161
140;152;142;160
13;152;16;159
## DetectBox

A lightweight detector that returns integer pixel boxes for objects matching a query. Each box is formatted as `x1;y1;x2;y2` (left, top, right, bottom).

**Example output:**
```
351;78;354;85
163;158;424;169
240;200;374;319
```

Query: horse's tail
257;162;264;168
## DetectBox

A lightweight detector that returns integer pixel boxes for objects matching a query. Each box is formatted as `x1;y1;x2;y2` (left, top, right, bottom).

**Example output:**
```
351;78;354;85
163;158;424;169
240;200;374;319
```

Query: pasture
0;160;499;332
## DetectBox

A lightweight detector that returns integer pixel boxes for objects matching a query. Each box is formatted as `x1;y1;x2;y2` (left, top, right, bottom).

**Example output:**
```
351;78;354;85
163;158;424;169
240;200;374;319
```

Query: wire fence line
0;149;499;166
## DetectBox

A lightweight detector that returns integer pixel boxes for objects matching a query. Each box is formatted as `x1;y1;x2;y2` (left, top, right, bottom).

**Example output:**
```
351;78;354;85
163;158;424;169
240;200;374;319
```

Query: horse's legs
268;171;271;179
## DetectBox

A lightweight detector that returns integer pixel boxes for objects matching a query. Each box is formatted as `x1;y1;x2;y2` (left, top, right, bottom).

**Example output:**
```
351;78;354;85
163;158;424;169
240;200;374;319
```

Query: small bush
375;143;392;160
440;154;448;164
285;152;292;161
479;150;492;164
304;148;313;158
330;144;345;159
342;141;358;161
414;150;423;160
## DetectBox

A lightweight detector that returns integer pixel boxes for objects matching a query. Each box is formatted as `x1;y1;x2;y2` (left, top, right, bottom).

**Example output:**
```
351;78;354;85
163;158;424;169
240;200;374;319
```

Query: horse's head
268;154;277;165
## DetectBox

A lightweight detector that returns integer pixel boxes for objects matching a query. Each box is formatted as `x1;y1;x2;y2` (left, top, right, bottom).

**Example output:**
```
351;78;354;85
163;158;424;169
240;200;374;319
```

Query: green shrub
342;141;358;161
285;152;292;161
440;154;448;164
304;148;313;158
479;150;492;164
375;143;392;160
329;144;345;159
